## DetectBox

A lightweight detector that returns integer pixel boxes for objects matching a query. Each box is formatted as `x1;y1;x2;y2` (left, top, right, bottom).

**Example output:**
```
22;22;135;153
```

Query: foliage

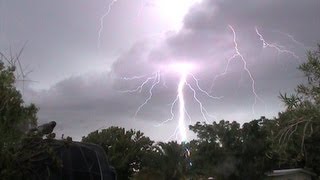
0;134;62;180
0;58;38;145
189;120;241;179
239;118;275;179
140;141;188;180
0;55;40;179
82;126;153;180
277;45;320;173
189;118;275;179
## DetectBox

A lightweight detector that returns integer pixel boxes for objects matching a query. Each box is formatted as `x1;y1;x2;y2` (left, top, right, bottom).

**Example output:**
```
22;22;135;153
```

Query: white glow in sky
169;62;194;142
177;72;187;142
154;0;201;30
168;62;195;75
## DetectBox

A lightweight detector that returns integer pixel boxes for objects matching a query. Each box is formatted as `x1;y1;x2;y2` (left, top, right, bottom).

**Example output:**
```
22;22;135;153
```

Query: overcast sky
1;0;319;142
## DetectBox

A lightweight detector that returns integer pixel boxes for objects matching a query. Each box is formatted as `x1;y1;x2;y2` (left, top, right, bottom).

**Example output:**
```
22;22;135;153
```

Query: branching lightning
96;1;306;143
114;22;308;142
185;81;215;123
210;25;264;115
255;27;300;61
229;25;263;114
134;71;161;119
120;63;222;142
120;72;159;93
209;25;306;116
272;30;315;50
210;53;234;92
121;24;302;141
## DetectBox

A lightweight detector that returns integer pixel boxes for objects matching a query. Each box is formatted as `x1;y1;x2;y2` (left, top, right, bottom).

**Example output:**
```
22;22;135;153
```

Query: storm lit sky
1;0;319;141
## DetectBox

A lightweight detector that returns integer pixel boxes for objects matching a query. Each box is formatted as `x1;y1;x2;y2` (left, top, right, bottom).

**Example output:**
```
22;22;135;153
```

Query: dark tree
0;59;38;145
82;126;153;180
277;45;320;174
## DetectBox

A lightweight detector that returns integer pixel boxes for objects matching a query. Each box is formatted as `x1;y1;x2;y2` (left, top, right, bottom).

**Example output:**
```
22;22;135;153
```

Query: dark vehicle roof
34;139;116;180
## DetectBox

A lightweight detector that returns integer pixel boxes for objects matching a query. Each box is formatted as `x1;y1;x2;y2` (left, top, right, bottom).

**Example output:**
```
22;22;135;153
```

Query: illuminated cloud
2;0;319;141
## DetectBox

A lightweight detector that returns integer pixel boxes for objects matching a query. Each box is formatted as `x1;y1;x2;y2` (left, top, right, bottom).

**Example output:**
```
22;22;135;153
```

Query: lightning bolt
121;64;222;142
209;26;266;115
177;72;187;141
210;53;235;92
134;71;161;119
255;27;300;61
97;0;151;49
112;22;308;143
229;25;264;114
97;0;118;49
272;30;315;50
119;72;158;93
102;1;308;141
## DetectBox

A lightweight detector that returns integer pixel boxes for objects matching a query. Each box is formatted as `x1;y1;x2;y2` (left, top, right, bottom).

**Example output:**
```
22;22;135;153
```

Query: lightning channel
210;54;236;92
255;27;300;60
155;94;179;126
177;72;187;141
97;0;118;49
121;67;221;142
272;30;315;50
134;71;161;119
229;25;263;115
185;81;216;123
119;73;158;93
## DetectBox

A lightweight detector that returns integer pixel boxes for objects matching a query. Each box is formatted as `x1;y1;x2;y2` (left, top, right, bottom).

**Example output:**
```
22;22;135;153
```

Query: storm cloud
1;0;319;141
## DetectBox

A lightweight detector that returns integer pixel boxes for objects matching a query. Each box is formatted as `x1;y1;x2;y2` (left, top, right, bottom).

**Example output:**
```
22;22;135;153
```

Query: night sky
1;0;319;141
